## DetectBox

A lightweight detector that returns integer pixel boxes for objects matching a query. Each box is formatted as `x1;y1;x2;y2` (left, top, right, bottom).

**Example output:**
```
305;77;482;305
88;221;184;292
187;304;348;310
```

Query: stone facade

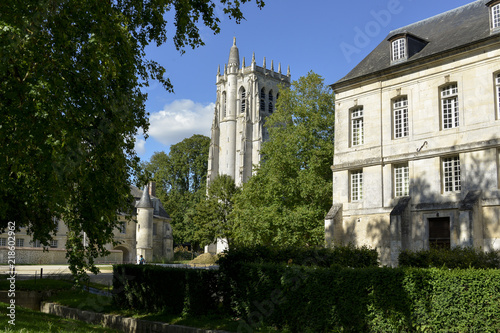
0;183;173;264
326;0;500;266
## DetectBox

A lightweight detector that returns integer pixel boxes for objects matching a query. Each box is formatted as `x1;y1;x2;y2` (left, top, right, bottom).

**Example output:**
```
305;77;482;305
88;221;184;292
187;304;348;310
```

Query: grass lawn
0;277;281;332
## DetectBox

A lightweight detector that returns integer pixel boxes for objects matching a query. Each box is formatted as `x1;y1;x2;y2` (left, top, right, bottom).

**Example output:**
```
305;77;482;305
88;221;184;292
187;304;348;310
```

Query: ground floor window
428;217;450;249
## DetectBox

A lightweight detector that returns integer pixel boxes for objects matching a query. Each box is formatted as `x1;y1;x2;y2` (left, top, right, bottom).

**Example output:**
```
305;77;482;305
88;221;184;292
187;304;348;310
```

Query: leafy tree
192;174;239;248
0;0;264;281
141;134;210;247
231;71;335;248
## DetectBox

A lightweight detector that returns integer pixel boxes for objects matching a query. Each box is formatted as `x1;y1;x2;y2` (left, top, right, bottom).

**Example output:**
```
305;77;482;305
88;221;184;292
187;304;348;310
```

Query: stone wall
0;247;122;265
41;302;229;333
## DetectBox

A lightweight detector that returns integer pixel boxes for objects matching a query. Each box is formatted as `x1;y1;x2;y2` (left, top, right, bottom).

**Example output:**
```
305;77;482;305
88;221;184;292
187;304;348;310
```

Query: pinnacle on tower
228;37;240;69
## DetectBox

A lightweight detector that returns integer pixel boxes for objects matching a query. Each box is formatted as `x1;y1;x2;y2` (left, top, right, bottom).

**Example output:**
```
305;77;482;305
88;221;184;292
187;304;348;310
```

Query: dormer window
392;38;406;61
490;2;500;29
389;33;427;64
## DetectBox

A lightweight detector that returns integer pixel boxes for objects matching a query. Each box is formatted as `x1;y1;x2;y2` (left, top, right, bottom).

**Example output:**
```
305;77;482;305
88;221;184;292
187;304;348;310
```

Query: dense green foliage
222;265;500;332
0;0;264;280
140;134;210;246
217;244;379;268
398;246;500;269
113;264;220;316
231;72;335;248
113;262;500;332
192;174;240;247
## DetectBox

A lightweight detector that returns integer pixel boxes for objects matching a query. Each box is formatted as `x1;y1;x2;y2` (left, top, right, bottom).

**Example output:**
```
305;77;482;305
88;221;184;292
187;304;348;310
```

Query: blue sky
136;0;473;162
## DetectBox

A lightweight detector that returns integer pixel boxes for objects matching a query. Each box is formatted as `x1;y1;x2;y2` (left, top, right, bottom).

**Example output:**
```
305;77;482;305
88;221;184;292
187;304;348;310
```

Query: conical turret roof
136;185;153;208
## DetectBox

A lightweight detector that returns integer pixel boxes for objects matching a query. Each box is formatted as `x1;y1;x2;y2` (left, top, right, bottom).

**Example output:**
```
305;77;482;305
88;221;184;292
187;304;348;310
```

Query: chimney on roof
148;181;156;197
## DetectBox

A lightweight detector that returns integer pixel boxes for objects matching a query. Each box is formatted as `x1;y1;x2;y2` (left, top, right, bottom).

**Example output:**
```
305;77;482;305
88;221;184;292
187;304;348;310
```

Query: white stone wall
329;40;500;265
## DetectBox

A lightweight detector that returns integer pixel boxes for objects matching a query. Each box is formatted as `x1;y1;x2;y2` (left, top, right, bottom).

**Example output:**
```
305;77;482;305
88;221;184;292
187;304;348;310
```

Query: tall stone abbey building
205;38;290;253
207;38;291;188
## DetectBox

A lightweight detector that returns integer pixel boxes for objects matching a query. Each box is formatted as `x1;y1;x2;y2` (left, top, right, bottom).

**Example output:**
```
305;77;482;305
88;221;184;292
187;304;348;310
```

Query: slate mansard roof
334;0;499;89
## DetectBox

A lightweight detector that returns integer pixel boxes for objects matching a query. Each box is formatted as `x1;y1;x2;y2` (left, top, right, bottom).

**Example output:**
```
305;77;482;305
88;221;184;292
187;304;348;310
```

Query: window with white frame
491;3;500;29
53;216;59;233
16;238;24;247
260;88;266;112
394;164;409;197
496;73;500;118
32;240;42;247
0;238;6;246
441;84;459;129
443;156;461;192
393;97;409;138
350;170;363;201
268;90;274;113
50;240;58;248
351;107;364;146
240;88;246;113
391;38;406;61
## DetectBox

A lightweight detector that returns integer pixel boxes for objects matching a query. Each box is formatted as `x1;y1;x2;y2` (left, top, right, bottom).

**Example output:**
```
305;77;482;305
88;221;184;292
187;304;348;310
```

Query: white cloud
134;137;147;155
148;99;214;147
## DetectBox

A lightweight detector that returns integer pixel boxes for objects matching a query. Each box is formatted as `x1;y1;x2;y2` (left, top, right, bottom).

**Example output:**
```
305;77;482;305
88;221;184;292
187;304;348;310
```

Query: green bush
112;264;219;316
217;244;379;269
398;246;500;269
224;264;500;332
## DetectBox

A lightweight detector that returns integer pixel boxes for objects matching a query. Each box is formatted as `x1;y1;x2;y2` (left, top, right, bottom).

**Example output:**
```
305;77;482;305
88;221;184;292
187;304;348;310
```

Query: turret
136;185;153;262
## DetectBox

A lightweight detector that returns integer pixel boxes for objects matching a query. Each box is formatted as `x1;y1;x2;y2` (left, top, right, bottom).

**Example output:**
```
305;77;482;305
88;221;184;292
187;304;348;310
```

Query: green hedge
399;247;500;269
113;259;500;332
224;263;500;332
112;264;219;315
218;244;379;269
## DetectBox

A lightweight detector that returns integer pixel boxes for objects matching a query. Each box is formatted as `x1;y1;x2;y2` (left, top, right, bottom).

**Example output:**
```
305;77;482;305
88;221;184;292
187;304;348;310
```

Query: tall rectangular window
392;38;406;61
260;88;266;112
50;240;58;248
351;107;364;146
0;238;6;246
492;3;500;29
119;223;126;234
496;73;500;118
16;238;24;247
394;164;409;197
240;89;246;113
443;156;461;192
350;170;363;201
441;84;459;129
393;97;409;138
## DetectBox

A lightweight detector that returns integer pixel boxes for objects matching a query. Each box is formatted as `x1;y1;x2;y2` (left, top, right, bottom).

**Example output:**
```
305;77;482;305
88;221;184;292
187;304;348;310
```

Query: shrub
112;264;219;315
223;263;500;332
398;246;500;269
217;244;379;269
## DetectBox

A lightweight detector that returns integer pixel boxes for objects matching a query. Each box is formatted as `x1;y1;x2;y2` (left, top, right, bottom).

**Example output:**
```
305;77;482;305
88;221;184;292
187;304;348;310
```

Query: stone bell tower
207;37;291;187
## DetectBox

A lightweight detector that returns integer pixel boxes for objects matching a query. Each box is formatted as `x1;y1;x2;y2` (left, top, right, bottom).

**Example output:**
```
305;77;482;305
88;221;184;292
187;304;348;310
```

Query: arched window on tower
268;89;274;113
240;87;246;113
222;92;227;118
260;88;266;112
